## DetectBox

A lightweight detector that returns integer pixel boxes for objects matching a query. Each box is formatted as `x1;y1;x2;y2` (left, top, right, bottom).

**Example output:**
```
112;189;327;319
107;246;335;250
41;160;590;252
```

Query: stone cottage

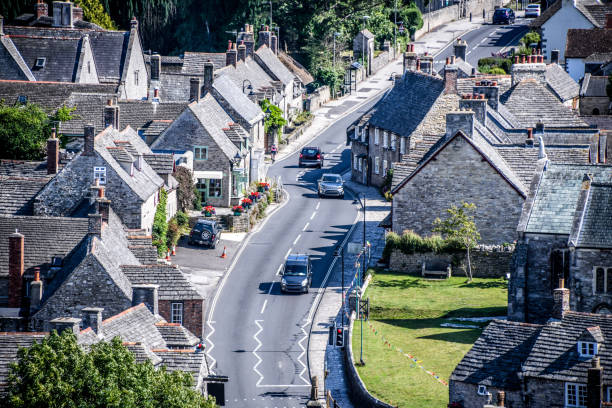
580;73;610;115
509;162;612;324
565;26;612;82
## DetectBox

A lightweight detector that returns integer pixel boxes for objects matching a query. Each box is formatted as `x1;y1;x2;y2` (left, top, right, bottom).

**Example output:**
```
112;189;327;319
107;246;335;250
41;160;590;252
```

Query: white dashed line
316;202;320;210
260;299;268;314
276;264;283;276
268;282;275;294
310;211;316;220
303;222;309;231
293;234;301;245
285;248;292;259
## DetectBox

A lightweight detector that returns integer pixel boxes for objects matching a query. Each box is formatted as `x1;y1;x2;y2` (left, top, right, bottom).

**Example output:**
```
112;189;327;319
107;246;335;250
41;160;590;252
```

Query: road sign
398;23;405;33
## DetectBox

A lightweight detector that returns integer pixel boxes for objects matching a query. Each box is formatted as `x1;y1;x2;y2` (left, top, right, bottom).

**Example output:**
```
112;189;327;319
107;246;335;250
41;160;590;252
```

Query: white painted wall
567;57;586;82
541;0;593;62
141;191;157;233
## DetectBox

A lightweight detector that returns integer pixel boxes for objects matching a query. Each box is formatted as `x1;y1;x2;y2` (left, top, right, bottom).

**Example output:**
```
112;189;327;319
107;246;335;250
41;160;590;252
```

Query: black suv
189;220;221;248
280;254;313;293
299;147;324;168
493;8;515;24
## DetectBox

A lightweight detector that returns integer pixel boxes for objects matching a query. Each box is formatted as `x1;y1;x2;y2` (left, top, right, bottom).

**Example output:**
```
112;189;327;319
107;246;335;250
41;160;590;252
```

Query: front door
196;178;223;205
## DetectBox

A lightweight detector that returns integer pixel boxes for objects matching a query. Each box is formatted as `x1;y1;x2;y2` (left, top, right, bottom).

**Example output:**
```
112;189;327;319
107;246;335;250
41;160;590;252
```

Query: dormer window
17;95;28;105
35;57;46;68
578;341;597;357
94;166;107;185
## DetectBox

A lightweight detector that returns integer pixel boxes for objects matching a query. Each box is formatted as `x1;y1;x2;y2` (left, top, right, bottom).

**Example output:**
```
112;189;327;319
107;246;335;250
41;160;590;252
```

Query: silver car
318;173;344;198
525;4;540;17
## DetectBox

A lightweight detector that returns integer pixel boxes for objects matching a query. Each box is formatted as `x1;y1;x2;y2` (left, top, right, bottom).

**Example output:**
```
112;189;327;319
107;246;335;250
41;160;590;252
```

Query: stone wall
158;299;204;338
368;126;404;188
571;248;612;314
389;248;513;278
282;117;314;145
227;213;250;233
524;378;565;408
449;381;524;408
580;96;609;115
304;86;331;112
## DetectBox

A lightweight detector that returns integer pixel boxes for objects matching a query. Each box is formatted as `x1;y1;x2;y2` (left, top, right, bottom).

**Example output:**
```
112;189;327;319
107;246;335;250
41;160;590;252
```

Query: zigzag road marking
253;319;264;387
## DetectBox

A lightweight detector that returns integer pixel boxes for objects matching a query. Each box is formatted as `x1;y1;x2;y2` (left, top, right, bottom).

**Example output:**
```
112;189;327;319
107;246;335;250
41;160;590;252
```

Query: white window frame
577;341;597;357
607;387;612;403
358;157;363;172
374;128;379;145
353;154;358;170
93;166;107;185
383;159;388;175
383;131;388;148
361;128;366;143
171;302;183;325
593;266;612;294
400;136;406;154
354;127;358;140
375;157;380;174
565;382;587;407
194;146;208;161
391;133;396;151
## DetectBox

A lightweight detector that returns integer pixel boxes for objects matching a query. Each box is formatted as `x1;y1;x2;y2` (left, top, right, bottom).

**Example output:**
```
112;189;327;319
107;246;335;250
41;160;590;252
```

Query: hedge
382;230;464;260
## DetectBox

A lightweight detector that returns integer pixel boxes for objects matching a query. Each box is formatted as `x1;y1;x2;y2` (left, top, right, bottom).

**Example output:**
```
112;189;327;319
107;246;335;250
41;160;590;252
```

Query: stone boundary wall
389;248;513;278
371;51;392;74
304;86;331;112
344;311;397;408
281;117;314;145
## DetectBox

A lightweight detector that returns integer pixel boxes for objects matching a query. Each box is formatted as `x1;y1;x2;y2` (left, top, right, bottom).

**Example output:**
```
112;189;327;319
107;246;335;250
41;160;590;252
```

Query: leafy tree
3;330;215;408
74;0;116;29
432;202;481;282
173;166;196;212
50;105;78;147
152;188;168;257
520;31;540;47
260;99;287;142
0;102;51;160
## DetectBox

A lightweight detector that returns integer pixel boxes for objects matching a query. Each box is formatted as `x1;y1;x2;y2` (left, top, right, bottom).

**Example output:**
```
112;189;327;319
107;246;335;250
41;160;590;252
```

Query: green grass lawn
353;271;508;407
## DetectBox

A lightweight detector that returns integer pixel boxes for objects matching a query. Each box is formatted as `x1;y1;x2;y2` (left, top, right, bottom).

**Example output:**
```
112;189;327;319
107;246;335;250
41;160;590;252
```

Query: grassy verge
353;271;507;407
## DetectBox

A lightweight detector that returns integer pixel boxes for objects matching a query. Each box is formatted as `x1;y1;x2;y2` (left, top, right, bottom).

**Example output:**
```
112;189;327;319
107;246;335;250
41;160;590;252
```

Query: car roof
195;219;216;226
286;254;309;263
322;173;342;178
526;4;539;6
302;146;320;150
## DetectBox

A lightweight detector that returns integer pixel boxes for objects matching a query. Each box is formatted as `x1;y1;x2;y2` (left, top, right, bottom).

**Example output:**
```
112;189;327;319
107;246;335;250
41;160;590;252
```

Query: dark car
280;254;313;294
188;220;221;248
493;8;515;24
299;147;324;168
318;173;344;198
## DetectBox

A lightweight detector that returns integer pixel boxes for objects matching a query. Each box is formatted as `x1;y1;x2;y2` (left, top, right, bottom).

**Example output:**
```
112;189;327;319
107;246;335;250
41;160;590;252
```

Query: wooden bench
421;261;452;279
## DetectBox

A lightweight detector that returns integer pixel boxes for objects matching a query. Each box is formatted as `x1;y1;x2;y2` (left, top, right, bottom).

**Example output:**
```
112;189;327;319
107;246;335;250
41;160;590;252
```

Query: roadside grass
353;271;507;407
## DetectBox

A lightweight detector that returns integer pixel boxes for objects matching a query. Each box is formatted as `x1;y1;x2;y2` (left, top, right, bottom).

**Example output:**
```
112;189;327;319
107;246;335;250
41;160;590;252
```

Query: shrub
382;230;465;260
521;31;540;47
489;67;507;75
173;166;196;212
166;218;181;248
152;189;168;257
175;211;189;226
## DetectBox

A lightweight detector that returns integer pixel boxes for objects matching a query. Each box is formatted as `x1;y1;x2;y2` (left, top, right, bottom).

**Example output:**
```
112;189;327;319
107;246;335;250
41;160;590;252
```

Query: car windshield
285;263;307;276
322;175;341;183
303;148;318;155
494;9;507;15
194;223;212;232
527;4;538;8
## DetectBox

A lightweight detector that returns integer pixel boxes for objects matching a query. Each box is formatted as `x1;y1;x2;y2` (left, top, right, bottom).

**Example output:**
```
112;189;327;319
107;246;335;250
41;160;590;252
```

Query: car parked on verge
280;254;312;294
299;146;324;168
493;8;515;24
525;4;541;17
318;173;344;198
188;220;221;248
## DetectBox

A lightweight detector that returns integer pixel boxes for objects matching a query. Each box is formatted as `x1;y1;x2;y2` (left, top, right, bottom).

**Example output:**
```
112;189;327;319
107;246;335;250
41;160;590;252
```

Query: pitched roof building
565;27;612;81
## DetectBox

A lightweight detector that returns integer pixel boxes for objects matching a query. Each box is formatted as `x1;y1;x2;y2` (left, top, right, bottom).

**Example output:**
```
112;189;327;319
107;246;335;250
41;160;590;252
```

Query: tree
74;0;116;29
3;330;215;408
152;188;168;257
0;102;51;160
260;99;287;143
173;166;196;212
432;202;481;282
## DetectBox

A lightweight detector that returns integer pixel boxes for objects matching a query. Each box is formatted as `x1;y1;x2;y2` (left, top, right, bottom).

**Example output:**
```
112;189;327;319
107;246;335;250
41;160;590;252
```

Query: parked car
318;173;344;198
492;8;515;24
280;254;312;294
188;220;221;248
299;146;324;168
525;4;541;17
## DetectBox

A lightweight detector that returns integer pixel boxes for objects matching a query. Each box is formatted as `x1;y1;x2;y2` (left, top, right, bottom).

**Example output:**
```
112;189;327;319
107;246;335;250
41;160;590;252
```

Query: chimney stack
97;192;110;224
83;124;95;156
203;61;214;92
150;53;161;81
446;110;475;139
189;77;201;102
30;267;43;312
53;1;74;27
47;128;59;175
473;80;500;110
258;25;272;49
103;99;120;129
420;55;433;74
237;41;247;62
552;279;570;320
132;284;159;315
606;13;612;29
49;317;81;335
454;38;467;61
130;16;138;30
271;34;278;54
226;41;237;66
88;212;102;238
511;56;546;86
403;46;418;72
0;15;3;35
459;94;487;126
35;0;49;19
82;307;104;334
551;49;560;64
8;231;25;308
443;64;458;95
587;357;603;408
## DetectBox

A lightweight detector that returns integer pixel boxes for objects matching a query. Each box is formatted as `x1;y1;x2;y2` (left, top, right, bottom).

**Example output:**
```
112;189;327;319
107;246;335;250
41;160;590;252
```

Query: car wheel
318;192;322;198
339;194;344;199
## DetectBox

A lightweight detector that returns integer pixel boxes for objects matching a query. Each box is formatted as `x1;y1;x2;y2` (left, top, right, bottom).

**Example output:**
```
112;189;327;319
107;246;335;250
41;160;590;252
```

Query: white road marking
303;222;310;231
315;202;320;210
310;211;316;220
337;143;343;149
268;282;275;294
285;248;292;259
276;264;283;276
260;299;268;314
253;320;264;386
293;234;301;245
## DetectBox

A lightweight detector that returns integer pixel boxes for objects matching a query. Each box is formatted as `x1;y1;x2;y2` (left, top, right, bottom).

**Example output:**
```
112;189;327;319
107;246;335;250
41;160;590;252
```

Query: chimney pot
8;231;25;308
238;42;247;61
30;270;43;312
527;128;533;139
130;16;138;29
515;55;519;64
153;88;159;98
497;391;506;407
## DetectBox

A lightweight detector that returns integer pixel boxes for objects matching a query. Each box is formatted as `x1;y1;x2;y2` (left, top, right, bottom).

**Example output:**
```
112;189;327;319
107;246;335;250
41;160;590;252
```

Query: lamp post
242;79;253;94
333;32;341;69
394;0;397;52
353;193;367;365
334;245;345;329
269;0;273;27
361;15;370;73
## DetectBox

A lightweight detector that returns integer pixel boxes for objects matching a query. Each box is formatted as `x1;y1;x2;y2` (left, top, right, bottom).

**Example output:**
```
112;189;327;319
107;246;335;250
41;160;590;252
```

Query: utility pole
394;0;397;52
269;0;273;27
360;193;366;365
362;16;370;74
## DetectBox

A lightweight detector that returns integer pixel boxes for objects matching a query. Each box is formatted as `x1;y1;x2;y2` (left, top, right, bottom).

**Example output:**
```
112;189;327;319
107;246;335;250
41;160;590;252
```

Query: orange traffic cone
166;250;171;261
220;246;227;259
171;245;176;256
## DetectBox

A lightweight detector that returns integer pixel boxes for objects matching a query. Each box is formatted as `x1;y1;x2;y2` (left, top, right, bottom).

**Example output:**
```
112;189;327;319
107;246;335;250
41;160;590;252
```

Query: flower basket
249;191;261;201
241;198;253;209
202;206;216;217
257;182;270;192
232;205;244;216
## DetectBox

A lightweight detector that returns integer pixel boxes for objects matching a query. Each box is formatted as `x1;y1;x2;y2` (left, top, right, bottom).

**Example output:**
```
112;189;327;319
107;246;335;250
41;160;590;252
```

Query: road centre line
260;299;268;314
303;222;310;231
315;202;320;210
310;211;316;220
276;264;283;276
293;234;301;245
267;282;275;295
285;248;292;259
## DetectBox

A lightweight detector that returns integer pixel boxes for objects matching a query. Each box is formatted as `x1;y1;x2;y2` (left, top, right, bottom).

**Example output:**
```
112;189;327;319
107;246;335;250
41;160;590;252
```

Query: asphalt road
433;15;531;73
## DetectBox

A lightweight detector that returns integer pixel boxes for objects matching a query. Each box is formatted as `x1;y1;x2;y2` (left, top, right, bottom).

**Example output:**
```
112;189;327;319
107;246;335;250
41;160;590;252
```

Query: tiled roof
522;312;612;383
124;341;163;365
500;79;587;128
212;75;264;126
182;52;226;73
580;74;607;97
154;349;207;388
545;64;579;102
217;57;279;97
525;163;612;234
120;264;203;301
142;153;174;174
530;0;562;28
451;320;541;389
255;45;295;85
369;71;445;137
0;332;47;392
99;304;167;350
566;28;612;58
575;182;612;248
155;322;200;348
0;215;89;278
278;51;314;85
0;36;35;81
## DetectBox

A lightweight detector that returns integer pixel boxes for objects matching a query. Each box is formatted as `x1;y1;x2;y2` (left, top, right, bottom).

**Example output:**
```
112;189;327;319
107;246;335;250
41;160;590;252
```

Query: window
17;95;27;105
577;341;597;357
208;179;222;198
375;157;380;174
194;146;208;160
606;387;612;403
354;127;358;140
383;159;388;175
565;383;587;407
361;128;365;143
383;131;388;148
35;57;46;68
374;128;379;145
400;137;406;154
353;154;358;170
552;249;569;291
93;166;106;185
358;158;362;172
391;134;396;151
593;267;612;294
171;302;183;325
134;70;139;86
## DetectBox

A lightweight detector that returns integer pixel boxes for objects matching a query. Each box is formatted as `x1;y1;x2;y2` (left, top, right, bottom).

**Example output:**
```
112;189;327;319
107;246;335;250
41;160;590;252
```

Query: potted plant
241;198;253;209
257;182;270;192
232;205;244;216
249;191;261;201
202;205;216;217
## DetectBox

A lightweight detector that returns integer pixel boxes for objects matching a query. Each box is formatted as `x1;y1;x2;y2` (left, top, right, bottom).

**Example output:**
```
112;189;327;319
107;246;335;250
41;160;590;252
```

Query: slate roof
580;74;607;97
451;320;541;389
524;163;612;235
138;120;173;140
522;312;612;383
456;76;513;95
531;0;612;28
154;349;207;388
0;332;47;392
212;74;264;126
216;57;279;98
142;153;174;174
255;45;295;85
0;36;35;81
155;322;200;348
120;264;203;301
500;79;587;128
369;71;445;137
123;341;163;365
182;52;226;73
96;303;166;350
545;64;580;102
581;114;612;129
530;0;562;28
566;28;612;59
278;51;314;85
574;182;612;248
0;215;89;278
0;159;58;216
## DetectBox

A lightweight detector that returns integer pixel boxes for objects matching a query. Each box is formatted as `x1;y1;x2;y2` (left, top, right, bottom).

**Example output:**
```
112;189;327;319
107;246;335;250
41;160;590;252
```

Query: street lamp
269;0;273;27
333;32;341;69
393;0;397;52
362;16;370;72
352;192;366;365
334;245;345;329
242;79;253;94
